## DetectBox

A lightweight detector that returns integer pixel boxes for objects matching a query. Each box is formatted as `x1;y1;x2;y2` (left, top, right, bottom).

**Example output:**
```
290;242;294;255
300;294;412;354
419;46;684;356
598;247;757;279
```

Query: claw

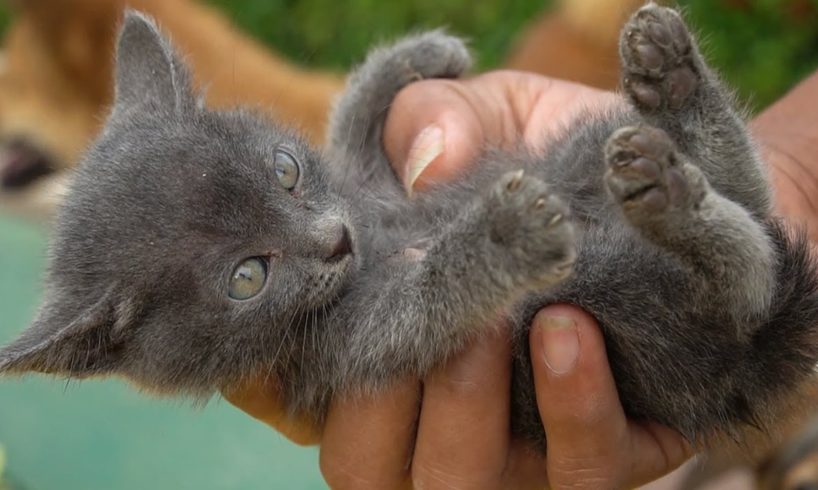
506;169;525;191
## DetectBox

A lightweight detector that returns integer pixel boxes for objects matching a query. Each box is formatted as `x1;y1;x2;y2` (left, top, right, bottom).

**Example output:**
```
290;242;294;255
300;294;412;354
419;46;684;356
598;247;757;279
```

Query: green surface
0;214;326;490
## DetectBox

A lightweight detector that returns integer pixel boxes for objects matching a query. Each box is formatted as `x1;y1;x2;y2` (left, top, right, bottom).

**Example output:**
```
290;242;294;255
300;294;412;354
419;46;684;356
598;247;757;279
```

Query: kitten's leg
619;4;771;217
329;32;470;159
336;171;575;387
327;32;470;192
604;125;774;333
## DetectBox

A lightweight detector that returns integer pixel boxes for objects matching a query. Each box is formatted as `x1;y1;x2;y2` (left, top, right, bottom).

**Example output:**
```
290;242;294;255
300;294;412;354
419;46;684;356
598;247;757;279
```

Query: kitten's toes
488;170;576;284
605;126;706;221
386;31;471;82
620;4;700;111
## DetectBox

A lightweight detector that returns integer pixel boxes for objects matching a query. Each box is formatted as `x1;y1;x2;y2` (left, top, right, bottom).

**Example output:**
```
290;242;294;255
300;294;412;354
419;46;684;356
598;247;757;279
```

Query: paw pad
620;5;699;111
488;170;575;281
604;126;696;215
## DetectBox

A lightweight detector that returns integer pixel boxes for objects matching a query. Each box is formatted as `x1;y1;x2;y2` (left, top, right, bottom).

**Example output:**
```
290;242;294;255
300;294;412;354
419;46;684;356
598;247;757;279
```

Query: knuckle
548;453;623;490
434;371;483;398
319;452;380;490
411;460;501;490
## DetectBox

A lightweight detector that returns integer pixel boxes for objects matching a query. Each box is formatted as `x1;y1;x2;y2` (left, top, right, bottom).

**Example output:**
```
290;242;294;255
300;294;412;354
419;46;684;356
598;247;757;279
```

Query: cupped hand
225;69;818;489
318;71;692;489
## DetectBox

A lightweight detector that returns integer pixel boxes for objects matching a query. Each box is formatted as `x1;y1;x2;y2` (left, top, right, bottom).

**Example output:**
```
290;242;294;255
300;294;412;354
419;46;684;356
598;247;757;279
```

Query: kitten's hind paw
620;4;700;112
487;170;576;285
605;126;707;222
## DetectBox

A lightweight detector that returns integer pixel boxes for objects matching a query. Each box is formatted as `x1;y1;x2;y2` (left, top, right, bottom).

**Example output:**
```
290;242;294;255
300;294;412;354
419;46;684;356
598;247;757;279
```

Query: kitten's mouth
308;264;352;308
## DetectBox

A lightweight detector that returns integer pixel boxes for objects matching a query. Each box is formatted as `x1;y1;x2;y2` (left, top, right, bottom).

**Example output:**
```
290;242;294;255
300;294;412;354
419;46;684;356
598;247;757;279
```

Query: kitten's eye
274;149;300;190
228;257;268;300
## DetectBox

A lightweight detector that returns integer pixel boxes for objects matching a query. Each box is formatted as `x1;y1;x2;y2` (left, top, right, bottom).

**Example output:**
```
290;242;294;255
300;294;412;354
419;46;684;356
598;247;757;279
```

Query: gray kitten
2;4;818;451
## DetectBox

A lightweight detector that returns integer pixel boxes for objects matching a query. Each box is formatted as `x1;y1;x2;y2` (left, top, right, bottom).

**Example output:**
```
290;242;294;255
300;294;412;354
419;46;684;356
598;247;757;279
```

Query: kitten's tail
739;220;818;436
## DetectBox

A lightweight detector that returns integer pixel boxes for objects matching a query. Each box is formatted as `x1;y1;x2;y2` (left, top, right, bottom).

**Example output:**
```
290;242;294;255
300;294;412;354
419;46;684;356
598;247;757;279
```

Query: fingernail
536;314;579;375
405;125;444;194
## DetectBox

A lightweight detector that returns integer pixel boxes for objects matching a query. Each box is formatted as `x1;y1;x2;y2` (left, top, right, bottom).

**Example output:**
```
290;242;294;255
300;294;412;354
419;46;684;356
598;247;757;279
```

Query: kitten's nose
325;224;352;262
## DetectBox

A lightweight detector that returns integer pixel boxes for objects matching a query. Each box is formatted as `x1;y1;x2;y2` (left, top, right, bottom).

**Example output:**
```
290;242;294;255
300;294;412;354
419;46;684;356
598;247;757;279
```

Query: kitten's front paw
620;4;700;111
488;170;575;284
386;31;471;83
605;126;706;221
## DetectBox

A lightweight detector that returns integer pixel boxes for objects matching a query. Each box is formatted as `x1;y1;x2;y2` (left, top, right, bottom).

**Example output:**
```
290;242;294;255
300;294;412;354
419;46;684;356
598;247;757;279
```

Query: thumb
382;71;619;194
529;304;630;489
529;304;692;488
382;78;487;193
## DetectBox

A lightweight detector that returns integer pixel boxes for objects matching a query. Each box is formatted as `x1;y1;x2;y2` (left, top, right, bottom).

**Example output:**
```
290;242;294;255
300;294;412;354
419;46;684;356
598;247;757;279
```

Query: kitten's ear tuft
114;10;195;115
0;291;131;377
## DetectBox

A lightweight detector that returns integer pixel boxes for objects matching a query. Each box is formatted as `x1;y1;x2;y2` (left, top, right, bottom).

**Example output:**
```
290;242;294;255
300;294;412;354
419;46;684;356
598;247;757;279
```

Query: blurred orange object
506;0;656;90
0;0;343;217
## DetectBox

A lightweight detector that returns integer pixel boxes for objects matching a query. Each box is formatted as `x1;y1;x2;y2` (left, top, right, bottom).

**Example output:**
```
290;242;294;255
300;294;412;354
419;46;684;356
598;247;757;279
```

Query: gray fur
3;5;818;452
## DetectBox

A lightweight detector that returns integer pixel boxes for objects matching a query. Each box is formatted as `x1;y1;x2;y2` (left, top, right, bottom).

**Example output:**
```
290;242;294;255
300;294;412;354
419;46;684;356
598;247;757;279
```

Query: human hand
222;373;322;445
226;68;818;489
751;72;818;243
318;71;693;489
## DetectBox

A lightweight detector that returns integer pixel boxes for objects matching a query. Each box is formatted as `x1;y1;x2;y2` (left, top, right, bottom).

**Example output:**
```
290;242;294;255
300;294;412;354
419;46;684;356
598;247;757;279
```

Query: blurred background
0;0;816;488
201;0;818;110
1;0;812;106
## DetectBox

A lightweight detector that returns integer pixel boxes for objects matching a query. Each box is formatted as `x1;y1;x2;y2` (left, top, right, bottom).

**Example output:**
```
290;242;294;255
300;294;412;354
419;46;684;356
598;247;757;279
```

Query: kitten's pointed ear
113;10;195;114
0;290;133;377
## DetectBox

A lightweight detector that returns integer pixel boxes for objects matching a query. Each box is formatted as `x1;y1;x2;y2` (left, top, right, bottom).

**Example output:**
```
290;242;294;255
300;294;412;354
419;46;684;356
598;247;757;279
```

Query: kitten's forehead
157;110;334;241
207;112;318;177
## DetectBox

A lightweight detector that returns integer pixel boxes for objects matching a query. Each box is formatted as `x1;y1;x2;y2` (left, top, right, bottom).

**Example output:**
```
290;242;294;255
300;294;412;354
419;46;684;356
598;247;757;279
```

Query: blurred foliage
0;7;9;34
682;0;818;109
205;0;818;111
0;0;813;109
204;0;547;70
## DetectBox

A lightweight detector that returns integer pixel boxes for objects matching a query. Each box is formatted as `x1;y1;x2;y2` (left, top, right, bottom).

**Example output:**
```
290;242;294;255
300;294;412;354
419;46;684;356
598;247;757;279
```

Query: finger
530;304;631;489
503;440;549;490
320;379;419;490
222;374;321;445
382;78;487;192
411;328;512;489
519;76;619;151
382;71;619;193
626;421;695;487
530;305;692;489
382;72;542;192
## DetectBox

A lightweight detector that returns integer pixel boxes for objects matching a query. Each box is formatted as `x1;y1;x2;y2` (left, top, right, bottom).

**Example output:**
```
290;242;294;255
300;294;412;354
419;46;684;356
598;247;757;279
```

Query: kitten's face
0;12;355;395
75;109;356;392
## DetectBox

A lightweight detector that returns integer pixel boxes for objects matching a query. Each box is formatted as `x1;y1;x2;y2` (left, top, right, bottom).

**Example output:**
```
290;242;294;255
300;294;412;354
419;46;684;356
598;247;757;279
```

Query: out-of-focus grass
0;1;815;108
202;0;818;108
204;0;818;110
204;0;547;70
683;0;818;109
0;7;9;33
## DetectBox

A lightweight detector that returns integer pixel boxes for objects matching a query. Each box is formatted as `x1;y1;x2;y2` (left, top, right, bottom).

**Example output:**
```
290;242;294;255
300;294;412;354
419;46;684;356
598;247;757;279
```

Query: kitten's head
0;11;355;395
